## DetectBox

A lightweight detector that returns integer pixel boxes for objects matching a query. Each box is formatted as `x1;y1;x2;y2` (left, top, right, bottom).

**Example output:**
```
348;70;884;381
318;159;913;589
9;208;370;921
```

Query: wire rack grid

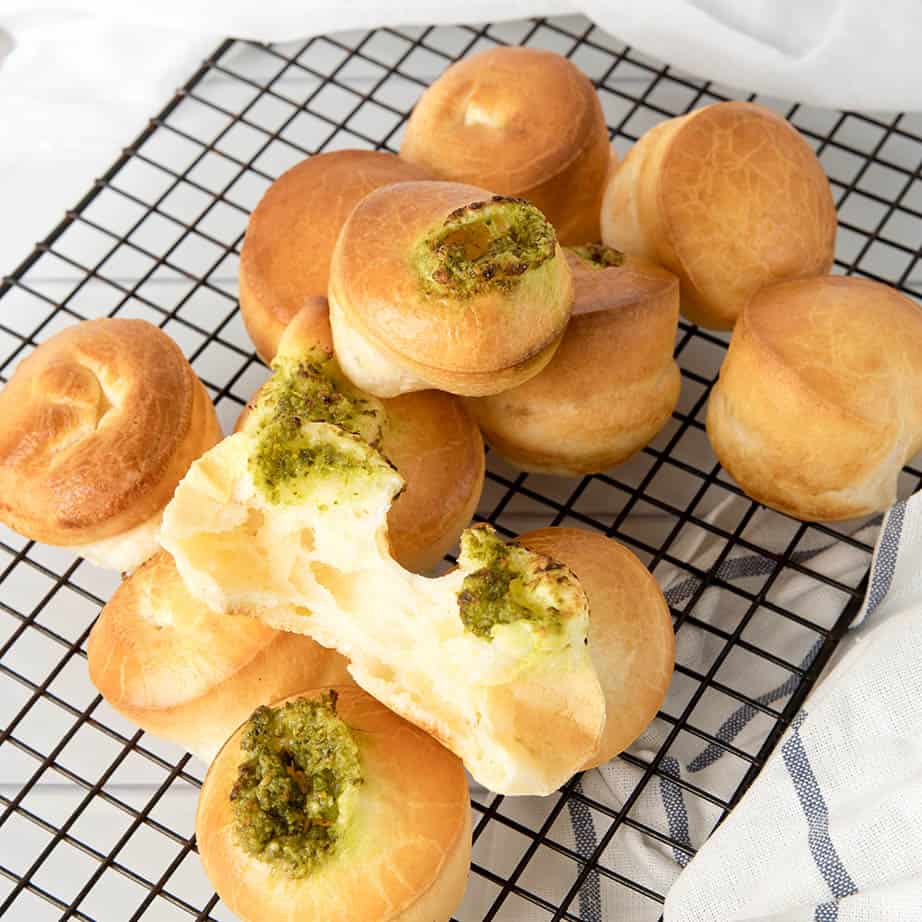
0;13;920;922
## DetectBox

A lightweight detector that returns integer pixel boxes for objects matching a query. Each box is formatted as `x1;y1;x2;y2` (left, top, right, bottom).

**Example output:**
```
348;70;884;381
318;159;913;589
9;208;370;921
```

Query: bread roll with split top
0;318;221;571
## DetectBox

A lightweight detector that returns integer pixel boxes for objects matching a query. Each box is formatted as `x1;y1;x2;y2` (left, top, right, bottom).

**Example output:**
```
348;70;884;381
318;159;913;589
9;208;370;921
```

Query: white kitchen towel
662;494;922;922
4;1;922;110
468;492;908;921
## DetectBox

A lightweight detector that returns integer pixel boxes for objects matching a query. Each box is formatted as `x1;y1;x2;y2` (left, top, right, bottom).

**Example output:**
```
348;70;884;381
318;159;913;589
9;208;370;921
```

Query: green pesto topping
569;243;625;269
252;349;383;447
456;524;574;640
248;351;394;506
230;692;362;879
413;196;556;299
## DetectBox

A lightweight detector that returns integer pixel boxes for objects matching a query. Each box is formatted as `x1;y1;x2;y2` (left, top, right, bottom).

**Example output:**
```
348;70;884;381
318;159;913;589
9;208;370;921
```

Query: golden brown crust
0;318;221;546
87;552;352;761
601;102;837;330
707;276;922;520
235;300;485;572
239;150;433;362
329;180;573;396
465;251;680;474
517;528;674;766
401;46;612;243
196;686;471;922
382;390;484;572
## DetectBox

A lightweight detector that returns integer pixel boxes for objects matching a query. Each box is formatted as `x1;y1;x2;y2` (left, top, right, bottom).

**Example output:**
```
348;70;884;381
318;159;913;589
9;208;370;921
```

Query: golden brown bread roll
235;297;485;572
0;318;221;571
239;150;432;362
707;276;922;520
518;528;674;768
87;551;352;762
401;45;612;244
601;101;837;330
196;687;471;922
465;245;680;475
328;180;574;397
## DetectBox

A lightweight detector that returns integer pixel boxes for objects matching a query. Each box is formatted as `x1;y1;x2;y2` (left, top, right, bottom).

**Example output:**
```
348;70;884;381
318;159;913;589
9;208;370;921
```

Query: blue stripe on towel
566;778;602;921
782;711;857;904
860;499;906;623
687;637;823;773
815;900;839;921
659;757;692;867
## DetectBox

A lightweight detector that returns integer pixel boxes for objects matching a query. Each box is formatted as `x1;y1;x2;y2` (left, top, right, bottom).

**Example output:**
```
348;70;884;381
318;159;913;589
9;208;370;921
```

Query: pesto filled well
456;524;576;640
413;196;557;299
247;350;395;506
569;243;625;269
230;693;363;878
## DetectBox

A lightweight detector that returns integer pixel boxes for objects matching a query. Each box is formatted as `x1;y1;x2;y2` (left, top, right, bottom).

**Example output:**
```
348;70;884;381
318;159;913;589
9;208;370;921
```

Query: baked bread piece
465;245;680;474
196;687;470;922
87;551;351;762
518;528;674;768
162;350;674;794
239;150;432;362
235;297;484;573
328;181;574;397
707;276;922;520
601;101;837;330
0;318;221;570
401;45;612;244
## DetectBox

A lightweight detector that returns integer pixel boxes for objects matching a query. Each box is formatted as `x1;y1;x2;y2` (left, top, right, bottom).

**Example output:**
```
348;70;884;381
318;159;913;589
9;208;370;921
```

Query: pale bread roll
235;298;485;572
328;181;573;397
601;101;837;330
518;528;674;767
401;45;613;244
707;276;922;520
196;687;471;922
239;150;432;362
465;246;680;475
0;318;221;570
162;421;605;794
87;551;352;762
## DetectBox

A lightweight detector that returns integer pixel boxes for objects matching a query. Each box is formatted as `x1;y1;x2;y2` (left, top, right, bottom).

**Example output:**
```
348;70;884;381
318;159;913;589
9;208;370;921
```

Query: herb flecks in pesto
569;243;625;269
414;196;556;299
456;524;579;640
230;693;362;878
251;349;383;447
247;351;394;505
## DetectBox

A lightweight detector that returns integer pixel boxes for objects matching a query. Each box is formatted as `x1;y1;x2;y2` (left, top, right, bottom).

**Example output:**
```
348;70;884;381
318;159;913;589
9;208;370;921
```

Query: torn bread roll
465;245;680;475
0;318;221;571
162;350;673;794
235;297;484;572
87;551;352;763
401;45;612;244
239;150;432;362
328;181;574;397
518;528;674;768
707;276;922;520
196;688;471;922
601;101;837;330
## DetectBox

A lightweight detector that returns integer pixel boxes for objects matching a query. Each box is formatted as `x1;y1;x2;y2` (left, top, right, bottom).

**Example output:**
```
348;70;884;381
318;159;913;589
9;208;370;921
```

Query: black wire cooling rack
0;13;920;922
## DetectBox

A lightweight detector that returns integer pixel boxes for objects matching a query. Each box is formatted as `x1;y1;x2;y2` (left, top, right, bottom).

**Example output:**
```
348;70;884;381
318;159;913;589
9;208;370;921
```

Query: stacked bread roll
3;39;914;922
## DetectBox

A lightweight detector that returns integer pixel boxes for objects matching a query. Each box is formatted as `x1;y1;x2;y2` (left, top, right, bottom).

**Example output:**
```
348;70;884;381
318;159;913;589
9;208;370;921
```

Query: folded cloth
5;1;922;110
468;493;889;921
663;494;922;922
